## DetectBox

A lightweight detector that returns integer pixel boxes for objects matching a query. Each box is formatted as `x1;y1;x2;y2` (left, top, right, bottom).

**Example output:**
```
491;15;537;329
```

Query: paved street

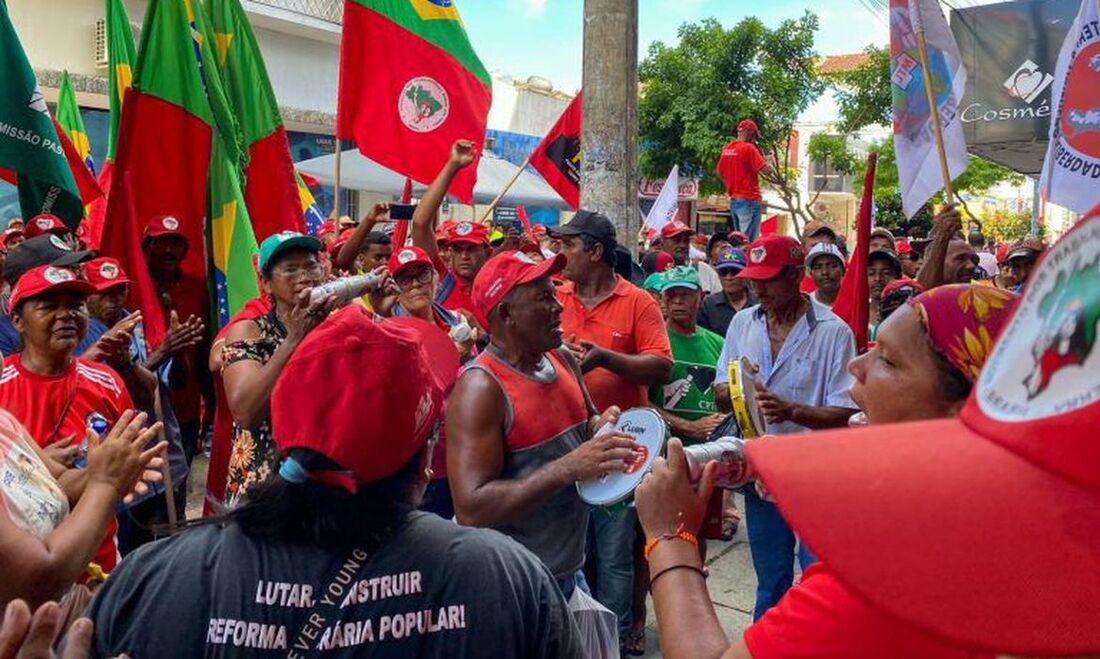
187;458;757;658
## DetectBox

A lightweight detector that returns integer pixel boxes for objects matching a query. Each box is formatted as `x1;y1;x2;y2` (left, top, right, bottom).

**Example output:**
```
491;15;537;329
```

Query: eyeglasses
395;268;433;289
272;262;324;281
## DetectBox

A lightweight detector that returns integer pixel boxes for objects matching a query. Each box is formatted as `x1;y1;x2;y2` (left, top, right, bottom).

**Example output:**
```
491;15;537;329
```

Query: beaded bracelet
644;523;698;561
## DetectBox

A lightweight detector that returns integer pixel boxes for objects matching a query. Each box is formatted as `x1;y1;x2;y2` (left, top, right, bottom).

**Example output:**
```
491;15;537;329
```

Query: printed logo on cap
513;251;536;265
276;231;296;242
161;217;179;231
978;218;1100;421
790;246;804;260
485;277;506;300
99;262;119;280
455;222;473;236
35;217;53;230
397;249;418;264
43;267;75;284
49;235;71;251
750;246;767;264
398;77;450;133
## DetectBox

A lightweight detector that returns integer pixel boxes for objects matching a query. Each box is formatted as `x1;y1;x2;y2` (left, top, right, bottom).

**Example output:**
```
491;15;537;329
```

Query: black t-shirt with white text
87;512;582;658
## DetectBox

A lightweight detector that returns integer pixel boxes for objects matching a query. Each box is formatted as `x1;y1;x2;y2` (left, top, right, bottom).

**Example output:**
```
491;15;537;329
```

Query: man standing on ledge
717;119;776;241
715;234;858;620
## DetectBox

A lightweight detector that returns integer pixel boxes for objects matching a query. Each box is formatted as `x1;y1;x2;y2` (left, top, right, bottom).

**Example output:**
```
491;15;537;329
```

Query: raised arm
411;139;478;262
917;205;962;291
335;203;390;272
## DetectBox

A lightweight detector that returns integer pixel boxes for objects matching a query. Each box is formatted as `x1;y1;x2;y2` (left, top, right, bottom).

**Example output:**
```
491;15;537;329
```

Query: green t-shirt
649;326;725;427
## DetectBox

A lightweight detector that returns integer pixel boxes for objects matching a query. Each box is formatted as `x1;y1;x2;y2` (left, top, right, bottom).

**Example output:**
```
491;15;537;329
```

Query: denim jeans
729;198;762;241
744;486;816;620
556;569;592;601
586;505;636;639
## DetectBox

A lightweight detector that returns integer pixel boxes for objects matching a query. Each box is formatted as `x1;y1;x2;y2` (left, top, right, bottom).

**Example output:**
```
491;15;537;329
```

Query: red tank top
471;349;589;451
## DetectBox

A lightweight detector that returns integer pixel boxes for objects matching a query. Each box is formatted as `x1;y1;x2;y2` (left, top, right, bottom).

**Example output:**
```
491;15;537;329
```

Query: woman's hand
43;435;79;468
284;289;337;345
85;411;166;504
636;438;716;538
367;267;400;317
0;600;92;659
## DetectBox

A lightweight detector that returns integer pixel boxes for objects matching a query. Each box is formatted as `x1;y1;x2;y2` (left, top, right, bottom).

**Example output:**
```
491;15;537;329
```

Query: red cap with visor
472;249;565;326
9;265;95;313
24;214;68;239
747;205;1100;654
738;235;805;280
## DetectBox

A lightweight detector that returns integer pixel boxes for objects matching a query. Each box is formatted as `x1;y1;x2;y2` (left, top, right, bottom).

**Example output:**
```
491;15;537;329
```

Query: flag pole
479;154;532;224
915;30;956;203
333;141;343;219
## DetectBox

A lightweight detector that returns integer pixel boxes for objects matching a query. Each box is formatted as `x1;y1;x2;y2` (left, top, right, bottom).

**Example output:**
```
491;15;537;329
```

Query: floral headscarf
907;284;1020;383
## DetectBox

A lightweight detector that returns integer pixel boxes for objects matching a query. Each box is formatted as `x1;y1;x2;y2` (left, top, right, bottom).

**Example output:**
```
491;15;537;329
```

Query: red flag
760;215;779;236
517;205;532;235
389;177;413;249
298;171;320;188
80;163;113;249
337;1;491;205
529;93;582;210
832;153;877;353
52;118;103;206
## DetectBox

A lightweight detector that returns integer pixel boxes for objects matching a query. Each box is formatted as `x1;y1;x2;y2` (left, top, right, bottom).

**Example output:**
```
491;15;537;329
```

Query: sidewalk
640;494;755;658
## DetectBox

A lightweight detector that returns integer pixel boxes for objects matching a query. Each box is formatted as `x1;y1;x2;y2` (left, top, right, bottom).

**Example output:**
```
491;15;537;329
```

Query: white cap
805;242;846;269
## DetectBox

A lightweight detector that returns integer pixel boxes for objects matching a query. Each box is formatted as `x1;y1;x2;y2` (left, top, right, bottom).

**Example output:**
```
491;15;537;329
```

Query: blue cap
715;247;747;273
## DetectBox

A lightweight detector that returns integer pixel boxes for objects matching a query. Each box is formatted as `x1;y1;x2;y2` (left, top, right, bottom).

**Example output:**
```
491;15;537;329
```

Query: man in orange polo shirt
554;209;672;649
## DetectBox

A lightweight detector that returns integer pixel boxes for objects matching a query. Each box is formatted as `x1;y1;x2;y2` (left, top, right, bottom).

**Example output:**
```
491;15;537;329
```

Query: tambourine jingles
576;408;668;507
727;356;766;438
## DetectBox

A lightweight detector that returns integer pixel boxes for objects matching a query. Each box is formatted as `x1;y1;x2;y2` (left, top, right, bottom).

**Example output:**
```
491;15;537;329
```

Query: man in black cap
553;209;673;649
867;249;901;339
0;234;95;353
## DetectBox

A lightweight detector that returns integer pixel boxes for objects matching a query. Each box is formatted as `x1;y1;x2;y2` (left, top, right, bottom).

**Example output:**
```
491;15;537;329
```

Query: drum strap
286;546;371;659
556;347;599;419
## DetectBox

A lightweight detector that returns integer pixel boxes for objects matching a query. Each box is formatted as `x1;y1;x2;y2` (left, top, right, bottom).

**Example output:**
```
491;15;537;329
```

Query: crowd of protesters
0;125;1095;659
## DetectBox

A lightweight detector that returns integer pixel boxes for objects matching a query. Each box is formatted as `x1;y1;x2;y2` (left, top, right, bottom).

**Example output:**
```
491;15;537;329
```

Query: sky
459;0;890;93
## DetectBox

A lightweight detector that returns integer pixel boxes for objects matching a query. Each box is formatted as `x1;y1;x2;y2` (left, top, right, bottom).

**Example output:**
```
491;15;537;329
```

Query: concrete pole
580;0;639;250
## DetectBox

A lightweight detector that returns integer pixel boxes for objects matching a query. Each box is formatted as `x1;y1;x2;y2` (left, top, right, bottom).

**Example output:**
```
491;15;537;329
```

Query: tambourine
576;408;668;507
728;356;766;438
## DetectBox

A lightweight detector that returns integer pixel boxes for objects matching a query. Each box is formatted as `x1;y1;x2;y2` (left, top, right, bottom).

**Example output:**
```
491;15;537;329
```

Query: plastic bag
567;587;620;659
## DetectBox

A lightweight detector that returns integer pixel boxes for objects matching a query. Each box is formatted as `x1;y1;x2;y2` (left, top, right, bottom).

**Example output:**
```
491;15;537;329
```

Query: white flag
644;165;679;231
890;0;970;218
1039;0;1100;214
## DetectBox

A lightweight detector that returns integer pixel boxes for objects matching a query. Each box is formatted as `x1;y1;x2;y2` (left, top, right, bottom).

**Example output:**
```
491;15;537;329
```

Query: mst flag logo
399;77;450;133
978;212;1100;421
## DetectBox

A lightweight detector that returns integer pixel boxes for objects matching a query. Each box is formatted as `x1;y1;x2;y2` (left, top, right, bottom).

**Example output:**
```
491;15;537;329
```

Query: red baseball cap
143;215;185;240
24;214;69;239
271;306;445;489
896;238;913;255
747;206;1100;654
738;119;759;133
388;246;433;278
9;264;95;313
660;221;693;240
472;249;565;324
446;221;490;246
1;228;23;249
327;228;356;257
738;235;805;280
83;257;132;292
879;276;923;300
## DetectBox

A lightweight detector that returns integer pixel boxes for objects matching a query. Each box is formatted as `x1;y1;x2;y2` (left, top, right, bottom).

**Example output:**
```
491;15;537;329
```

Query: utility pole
580;0;639;250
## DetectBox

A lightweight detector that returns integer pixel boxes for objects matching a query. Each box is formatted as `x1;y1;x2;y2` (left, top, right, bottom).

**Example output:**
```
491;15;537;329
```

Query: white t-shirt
696;261;723;294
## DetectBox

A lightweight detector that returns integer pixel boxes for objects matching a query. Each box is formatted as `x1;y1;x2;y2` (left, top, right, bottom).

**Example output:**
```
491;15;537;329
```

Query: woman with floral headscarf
848;284;1019;425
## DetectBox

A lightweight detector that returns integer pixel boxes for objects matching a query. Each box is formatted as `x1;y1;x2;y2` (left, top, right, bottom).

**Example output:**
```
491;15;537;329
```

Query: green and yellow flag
104;0;136;163
209;135;260;326
56;71;95;176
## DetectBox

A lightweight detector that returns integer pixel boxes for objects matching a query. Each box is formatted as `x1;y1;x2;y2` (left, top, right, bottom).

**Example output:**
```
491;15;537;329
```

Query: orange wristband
644;529;698;561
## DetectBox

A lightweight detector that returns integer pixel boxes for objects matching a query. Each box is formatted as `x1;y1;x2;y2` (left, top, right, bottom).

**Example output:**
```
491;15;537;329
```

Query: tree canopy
638;13;825;229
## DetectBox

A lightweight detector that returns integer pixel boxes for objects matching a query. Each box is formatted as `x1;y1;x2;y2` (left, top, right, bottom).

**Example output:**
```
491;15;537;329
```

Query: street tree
638;13;825;236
